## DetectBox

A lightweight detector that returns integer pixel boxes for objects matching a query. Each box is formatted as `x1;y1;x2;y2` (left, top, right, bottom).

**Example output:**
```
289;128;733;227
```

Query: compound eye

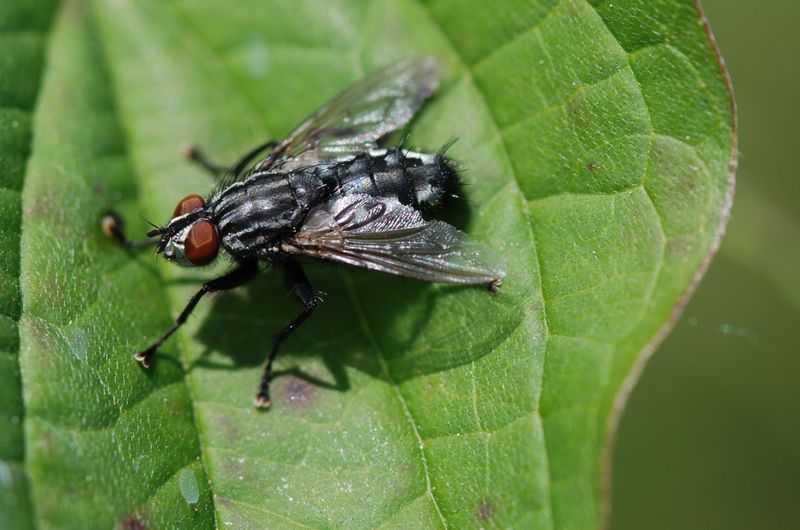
184;221;219;266
173;194;206;218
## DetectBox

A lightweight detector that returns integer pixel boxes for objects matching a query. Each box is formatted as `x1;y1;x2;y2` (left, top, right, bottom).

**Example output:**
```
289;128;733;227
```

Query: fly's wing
280;194;504;287
257;57;441;172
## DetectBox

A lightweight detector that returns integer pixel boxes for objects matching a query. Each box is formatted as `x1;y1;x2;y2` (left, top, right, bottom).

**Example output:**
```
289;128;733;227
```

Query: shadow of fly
105;57;504;408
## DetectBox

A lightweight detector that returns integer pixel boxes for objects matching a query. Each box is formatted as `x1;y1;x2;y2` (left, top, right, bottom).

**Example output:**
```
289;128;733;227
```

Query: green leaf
7;0;734;528
0;2;60;529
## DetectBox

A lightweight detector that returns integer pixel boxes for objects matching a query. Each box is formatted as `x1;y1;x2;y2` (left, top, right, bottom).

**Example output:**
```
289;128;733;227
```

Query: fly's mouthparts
147;227;165;238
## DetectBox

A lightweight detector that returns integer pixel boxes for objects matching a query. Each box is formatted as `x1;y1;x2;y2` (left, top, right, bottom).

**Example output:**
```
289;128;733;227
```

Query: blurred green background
611;1;800;529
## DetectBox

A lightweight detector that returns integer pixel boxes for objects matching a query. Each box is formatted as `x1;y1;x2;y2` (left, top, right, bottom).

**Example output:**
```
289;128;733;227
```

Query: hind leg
254;259;317;409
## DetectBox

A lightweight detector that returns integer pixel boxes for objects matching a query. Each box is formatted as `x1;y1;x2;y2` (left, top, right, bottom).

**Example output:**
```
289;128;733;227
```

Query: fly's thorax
210;171;327;259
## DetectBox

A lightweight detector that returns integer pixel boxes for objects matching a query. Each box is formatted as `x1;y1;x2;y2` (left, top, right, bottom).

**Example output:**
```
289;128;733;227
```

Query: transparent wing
280;194;504;287
257;57;441;173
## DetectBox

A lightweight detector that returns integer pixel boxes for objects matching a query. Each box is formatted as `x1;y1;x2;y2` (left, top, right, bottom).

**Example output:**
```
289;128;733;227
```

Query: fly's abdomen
325;148;457;210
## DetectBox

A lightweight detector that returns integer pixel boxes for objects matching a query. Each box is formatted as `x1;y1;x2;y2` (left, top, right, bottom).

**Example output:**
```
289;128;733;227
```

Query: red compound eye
173;194;206;218
184;221;219;266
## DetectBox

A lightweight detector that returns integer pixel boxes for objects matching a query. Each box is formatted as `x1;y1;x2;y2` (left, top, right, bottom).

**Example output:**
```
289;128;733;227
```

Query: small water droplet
65;327;88;361
244;38;270;78
718;323;759;345
0;460;12;487
178;468;200;505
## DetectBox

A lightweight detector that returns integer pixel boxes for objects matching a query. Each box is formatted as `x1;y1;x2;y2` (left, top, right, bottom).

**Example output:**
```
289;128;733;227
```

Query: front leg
254;259;317;409
136;260;260;367
102;212;160;250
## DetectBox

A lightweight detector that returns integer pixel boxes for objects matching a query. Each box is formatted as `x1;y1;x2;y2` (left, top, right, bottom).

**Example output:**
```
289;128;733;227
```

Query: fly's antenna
141;215;161;230
146;226;167;238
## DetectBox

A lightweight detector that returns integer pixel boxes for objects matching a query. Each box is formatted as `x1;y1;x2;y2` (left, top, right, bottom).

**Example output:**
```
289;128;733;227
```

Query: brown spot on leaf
66;0;85;18
476;499;493;522
683;165;700;191
39;431;54;455
119;514;147;530
215;413;240;444
215;495;233;508
667;237;695;258
284;376;315;406
569;99;587;129
23;194;50;221
567;1;582;21
586;161;598;172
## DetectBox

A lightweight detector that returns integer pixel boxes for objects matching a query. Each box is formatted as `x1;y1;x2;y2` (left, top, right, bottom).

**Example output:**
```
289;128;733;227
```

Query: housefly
104;57;504;408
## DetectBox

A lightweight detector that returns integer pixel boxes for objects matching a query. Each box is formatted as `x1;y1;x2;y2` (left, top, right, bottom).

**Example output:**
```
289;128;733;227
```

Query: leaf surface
8;0;734;528
0;2;59;529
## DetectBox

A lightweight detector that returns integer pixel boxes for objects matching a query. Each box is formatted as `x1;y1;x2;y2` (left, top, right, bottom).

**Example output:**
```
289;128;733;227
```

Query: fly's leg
107;138;281;244
102;211;159;249
136;260;259;368
230;139;279;176
183;140;279;179
254;259;317;409
182;143;226;176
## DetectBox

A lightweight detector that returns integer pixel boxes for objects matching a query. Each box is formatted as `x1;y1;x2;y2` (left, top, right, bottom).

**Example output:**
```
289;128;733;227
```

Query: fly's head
148;194;219;267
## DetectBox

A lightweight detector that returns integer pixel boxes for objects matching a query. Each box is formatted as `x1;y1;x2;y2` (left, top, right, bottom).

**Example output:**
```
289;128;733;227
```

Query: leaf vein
341;271;448;529
411;1;556;526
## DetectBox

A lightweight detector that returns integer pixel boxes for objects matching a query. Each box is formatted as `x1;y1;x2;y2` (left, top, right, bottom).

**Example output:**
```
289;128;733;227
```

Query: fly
104;57;504;408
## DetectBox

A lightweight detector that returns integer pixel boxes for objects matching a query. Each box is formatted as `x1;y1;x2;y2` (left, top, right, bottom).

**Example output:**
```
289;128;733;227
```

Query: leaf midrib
342;272;449;528
409;0;557;528
168;2;456;526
